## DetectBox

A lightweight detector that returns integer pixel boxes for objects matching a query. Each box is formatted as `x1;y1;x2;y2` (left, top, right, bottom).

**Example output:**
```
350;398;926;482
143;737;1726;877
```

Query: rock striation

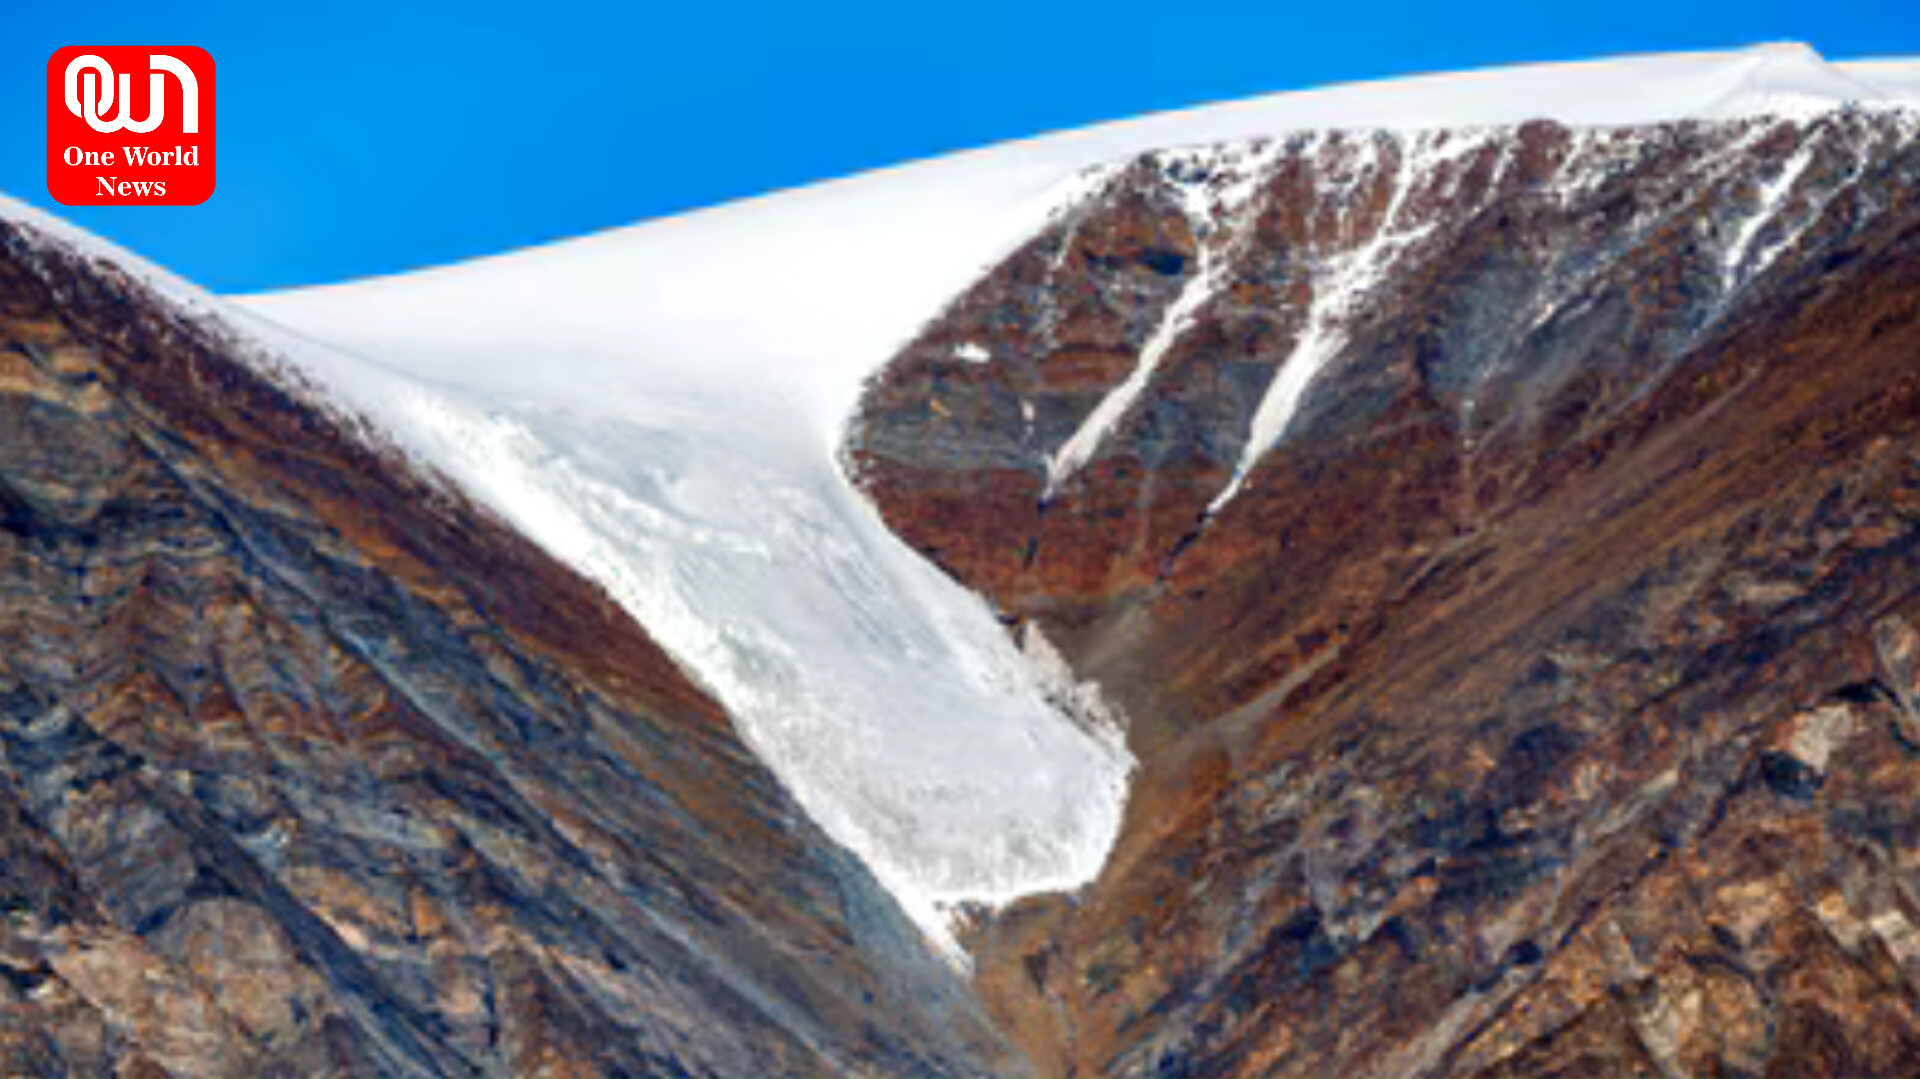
0;218;1012;1078
852;109;1920;1076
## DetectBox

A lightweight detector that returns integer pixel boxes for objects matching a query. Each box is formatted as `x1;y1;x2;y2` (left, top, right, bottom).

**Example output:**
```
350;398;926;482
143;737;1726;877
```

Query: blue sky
7;1;1917;293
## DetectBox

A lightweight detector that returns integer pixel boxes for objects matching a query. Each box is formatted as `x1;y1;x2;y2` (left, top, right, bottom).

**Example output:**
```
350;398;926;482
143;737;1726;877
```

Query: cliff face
0;220;1010;1078
851;110;1920;1075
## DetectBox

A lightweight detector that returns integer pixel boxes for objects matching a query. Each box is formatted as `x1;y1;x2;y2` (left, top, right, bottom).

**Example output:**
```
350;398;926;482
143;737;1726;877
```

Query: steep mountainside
6;41;1919;1079
851;109;1920;1074
234;43;1920;955
0;218;1010;1077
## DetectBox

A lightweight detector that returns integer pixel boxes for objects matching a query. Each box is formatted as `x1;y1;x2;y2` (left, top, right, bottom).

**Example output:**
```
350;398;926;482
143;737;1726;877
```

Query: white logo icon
64;53;199;134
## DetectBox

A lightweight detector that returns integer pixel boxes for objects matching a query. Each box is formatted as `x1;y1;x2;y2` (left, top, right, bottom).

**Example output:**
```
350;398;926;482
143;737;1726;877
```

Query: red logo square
47;46;216;206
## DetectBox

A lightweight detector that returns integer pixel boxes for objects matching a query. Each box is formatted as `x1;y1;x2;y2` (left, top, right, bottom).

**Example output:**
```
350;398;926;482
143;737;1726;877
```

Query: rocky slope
851;107;1920;1075
7;44;1920;1079
0;217;1012;1077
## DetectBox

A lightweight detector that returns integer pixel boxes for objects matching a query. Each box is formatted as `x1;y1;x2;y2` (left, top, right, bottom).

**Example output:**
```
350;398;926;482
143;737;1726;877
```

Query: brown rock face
852;110;1920;1076
0;220;1012;1077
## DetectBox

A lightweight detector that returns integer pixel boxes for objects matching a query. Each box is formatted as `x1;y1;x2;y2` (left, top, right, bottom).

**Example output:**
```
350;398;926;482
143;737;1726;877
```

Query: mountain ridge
4;42;1920;1076
223;43;1918;945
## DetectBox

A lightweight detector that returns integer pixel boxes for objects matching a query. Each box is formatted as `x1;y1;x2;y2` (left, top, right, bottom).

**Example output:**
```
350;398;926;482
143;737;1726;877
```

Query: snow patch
1045;252;1210;495
1210;134;1432;514
1722;141;1815;286
1044;143;1283;496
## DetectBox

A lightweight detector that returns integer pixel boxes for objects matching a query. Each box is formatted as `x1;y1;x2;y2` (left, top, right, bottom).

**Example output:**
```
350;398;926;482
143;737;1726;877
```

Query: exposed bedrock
0;221;1014;1078
852;111;1920;1076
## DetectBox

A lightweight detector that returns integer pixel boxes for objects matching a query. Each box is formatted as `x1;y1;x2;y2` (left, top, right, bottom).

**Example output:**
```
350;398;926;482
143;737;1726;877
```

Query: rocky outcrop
0;220;1013;1078
853;109;1920;1075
